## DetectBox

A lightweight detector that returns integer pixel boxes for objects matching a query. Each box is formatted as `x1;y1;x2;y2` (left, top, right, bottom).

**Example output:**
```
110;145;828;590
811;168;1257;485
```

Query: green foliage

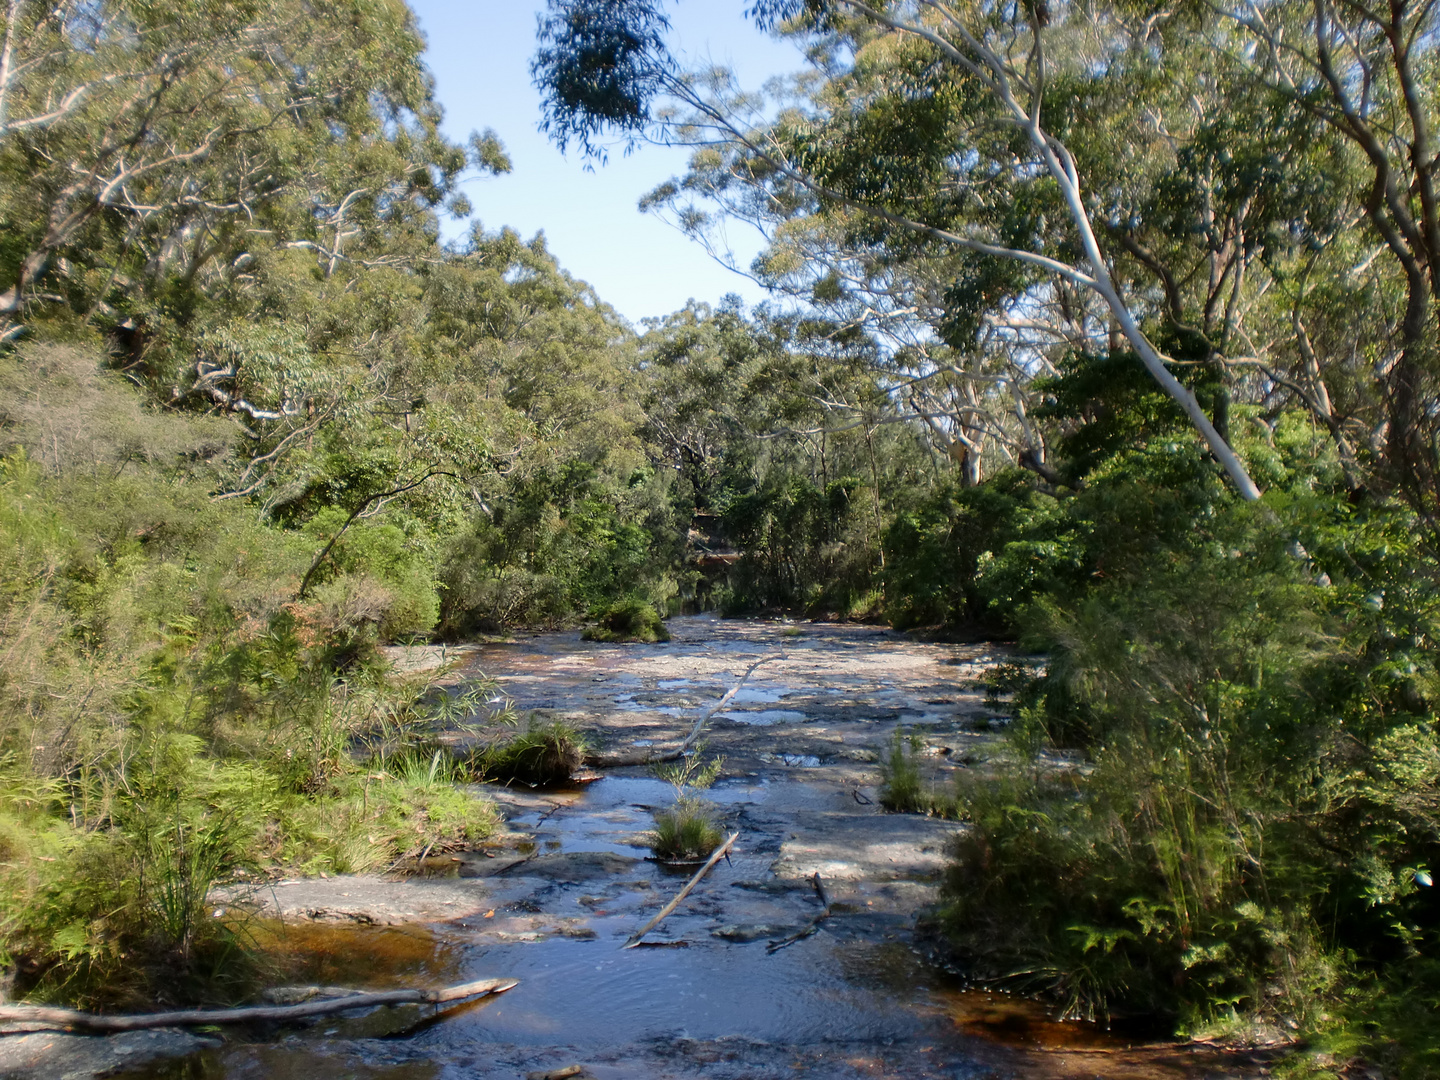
649;797;724;862
879;729;962;818
878;729;925;813
583;598;672;643
649;750;726;861
884;471;1052;631
0;349;510;1005
938;462;1440;1064
476;717;588;786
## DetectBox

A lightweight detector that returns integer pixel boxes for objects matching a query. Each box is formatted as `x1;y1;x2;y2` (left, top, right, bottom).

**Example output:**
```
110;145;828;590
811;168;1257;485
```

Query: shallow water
124;891;1121;1080
117;618;1257;1080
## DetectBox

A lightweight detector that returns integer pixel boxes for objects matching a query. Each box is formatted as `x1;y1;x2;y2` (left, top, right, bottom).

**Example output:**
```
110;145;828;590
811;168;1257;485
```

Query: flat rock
772;812;959;882
729;878;805;894
515;851;640;882
217;874;491;924
0;1027;218;1080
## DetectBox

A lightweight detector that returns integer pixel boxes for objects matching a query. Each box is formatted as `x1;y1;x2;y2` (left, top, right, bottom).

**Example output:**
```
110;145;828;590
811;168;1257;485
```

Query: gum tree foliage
0;0;523;577
533;0;1440;521
0;0;508;326
533;0;1268;498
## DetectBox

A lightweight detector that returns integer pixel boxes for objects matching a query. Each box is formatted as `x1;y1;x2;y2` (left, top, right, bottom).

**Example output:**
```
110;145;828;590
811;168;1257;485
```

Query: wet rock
526;1066;593;1080
556;925;599;940
522;851;640;882
729;878;804;894
711;923;798;942
217;874;491;924
0;1027;220;1080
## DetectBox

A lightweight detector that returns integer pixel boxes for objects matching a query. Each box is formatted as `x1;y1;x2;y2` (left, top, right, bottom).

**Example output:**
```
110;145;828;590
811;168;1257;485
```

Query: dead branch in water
810;871;829;909
0;977;518;1035
675;654;783;755
622;832;738;949
590;654;785;767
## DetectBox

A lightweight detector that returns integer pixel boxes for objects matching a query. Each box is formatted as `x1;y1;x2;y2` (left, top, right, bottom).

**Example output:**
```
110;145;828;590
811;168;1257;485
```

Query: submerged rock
711;922;798;942
0;1028;219;1080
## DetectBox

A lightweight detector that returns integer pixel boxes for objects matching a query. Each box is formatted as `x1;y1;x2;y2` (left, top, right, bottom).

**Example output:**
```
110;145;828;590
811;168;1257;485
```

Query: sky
407;1;804;327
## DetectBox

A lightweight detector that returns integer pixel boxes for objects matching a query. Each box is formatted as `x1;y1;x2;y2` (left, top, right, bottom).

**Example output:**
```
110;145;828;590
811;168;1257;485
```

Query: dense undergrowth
910;435;1439;1074
0;349;512;1007
582;598;672;643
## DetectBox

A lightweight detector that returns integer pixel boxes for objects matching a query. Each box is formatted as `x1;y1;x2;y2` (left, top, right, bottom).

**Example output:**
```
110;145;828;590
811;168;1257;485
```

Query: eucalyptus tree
1207;0;1440;514
532;0;1278;498
0;0;506;332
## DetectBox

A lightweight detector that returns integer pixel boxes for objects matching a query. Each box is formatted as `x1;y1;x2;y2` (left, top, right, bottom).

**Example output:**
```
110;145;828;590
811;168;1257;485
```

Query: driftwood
767;873;833;955
0;977;518;1035
812;869;835;915
622;832;739;949
673;655;783;756
590;655;784;767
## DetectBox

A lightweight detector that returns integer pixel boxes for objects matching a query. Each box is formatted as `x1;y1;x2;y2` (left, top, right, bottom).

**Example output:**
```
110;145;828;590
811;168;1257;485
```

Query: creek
112;616;1262;1080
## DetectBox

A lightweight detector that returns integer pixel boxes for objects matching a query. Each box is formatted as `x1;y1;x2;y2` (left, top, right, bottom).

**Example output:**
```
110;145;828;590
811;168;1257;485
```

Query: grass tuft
879;729;961;818
475;717;587;785
649;796;723;861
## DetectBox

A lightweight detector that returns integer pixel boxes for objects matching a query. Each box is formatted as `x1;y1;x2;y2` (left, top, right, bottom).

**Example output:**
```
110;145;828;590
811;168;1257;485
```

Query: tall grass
648;751;725;861
473;716;588;785
878;729;960;818
650;797;723;861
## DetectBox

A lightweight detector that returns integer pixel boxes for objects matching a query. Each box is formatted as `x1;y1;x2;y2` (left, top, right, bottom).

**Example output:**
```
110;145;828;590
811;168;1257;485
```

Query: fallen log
0;977;518;1035
622;832;738;949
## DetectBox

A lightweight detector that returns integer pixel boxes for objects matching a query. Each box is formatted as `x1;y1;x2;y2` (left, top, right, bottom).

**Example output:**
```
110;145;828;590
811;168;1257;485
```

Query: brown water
116;617;1262;1080
121;918;1138;1079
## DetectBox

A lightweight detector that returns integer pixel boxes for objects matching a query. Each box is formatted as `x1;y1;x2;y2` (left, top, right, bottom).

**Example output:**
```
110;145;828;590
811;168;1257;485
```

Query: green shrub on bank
0;394;502;1006
582;599;671;643
936;459;1440;1068
474;717;588;785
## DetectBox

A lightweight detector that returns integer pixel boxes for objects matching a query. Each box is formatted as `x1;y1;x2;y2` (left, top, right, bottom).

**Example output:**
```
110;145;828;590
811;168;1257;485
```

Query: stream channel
99;616;1269;1080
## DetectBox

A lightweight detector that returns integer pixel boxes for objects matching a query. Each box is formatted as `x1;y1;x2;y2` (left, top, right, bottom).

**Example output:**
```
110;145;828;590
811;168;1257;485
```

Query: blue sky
407;1;803;326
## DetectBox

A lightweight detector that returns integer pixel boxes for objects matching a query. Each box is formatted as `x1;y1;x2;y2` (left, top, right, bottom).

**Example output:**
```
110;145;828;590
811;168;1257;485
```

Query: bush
649;796;723;861
878;729;961;818
937;477;1440;1061
582;598;671;643
475;717;587;785
879;730;925;812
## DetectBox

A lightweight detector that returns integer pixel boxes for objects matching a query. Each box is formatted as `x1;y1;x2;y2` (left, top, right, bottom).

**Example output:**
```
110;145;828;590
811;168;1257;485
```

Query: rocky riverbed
5;616;1280;1080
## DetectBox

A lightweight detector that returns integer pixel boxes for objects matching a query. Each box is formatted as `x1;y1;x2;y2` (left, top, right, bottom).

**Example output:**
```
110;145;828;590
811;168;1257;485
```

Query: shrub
937;481;1440;1059
878;729;961;818
879;730;925;813
476;717;587;785
649;796;723;861
582;598;671;643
